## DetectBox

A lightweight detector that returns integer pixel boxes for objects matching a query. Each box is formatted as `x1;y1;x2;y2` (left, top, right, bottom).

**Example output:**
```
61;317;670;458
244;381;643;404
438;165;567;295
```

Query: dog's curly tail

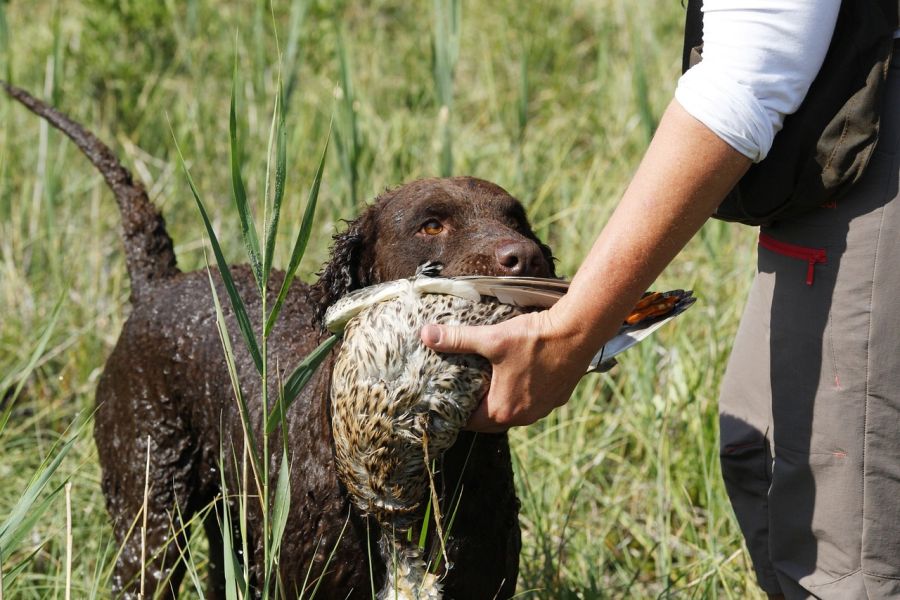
2;81;178;301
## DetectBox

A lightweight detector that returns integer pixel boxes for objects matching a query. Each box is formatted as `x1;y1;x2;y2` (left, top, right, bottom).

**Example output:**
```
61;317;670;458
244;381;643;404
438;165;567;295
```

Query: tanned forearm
550;99;752;357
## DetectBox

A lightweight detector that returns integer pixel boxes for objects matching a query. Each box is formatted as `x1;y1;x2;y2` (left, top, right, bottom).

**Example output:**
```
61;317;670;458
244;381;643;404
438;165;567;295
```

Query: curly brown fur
5;84;555;599
308;208;379;323
310;178;555;324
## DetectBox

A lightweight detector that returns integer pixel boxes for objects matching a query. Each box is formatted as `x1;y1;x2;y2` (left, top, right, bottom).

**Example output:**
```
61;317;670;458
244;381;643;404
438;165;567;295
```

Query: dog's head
311;176;555;321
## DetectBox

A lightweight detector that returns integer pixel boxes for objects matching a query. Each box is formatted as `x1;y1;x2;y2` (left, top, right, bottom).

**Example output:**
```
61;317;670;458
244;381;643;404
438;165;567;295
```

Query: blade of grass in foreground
268;334;338;433
305;511;351;599
218;454;244;600
432;0;460;178
171;121;263;374
206;263;263;487
518;51;529;143
0;431;77;561
171;502;207;598
0;2;9;57
262;80;288;286
0;293;64;431
2;545;46;591
230;52;263;290
264;131;330;336
266;448;291;582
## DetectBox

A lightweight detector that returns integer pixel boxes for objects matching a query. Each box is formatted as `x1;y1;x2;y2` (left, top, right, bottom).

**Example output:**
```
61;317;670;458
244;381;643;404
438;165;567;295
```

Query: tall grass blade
171;502;205;599
171;124;263;374
264;132;329;336
252;0;265;94
518;51;529;143
263;80;287;285
269;334;337;432
230;53;263;290
1;0;10;212
630;22;656;143
431;0;460;108
366;519;376;599
1;486;61;569
50;0;62;107
439;107;452;178
0;293;64;432
283;0;308;105
206;263;263;487
268;448;291;573
186;0;198;38
307;512;350;599
334;30;360;208
0;1;9;62
87;535;114;600
297;536;323;598
1;545;43;588
428;433;475;571
0;432;77;560
431;0;460;177
417;494;432;550
218;457;243;600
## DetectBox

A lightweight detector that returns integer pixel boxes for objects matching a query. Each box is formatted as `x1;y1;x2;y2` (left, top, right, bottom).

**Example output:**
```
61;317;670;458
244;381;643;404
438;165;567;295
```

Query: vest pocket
758;232;827;286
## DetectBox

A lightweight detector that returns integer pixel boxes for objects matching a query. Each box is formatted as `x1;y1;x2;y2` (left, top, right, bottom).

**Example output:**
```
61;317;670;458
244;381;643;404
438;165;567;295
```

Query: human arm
420;99;752;432
420;0;842;432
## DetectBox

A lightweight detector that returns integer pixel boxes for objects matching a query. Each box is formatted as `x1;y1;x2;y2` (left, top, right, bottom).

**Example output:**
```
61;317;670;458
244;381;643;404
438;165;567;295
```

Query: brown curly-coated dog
3;82;555;599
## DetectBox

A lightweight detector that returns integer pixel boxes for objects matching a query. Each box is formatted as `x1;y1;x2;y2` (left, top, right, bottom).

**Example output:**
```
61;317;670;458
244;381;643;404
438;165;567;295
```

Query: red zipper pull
758;233;826;286
805;250;826;286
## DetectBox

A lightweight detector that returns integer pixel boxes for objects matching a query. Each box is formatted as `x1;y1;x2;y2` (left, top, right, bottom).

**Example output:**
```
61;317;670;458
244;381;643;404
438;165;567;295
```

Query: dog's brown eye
420;220;443;235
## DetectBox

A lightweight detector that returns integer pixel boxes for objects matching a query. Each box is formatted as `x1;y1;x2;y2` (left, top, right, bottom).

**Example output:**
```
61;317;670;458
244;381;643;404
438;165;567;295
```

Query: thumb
420;323;490;355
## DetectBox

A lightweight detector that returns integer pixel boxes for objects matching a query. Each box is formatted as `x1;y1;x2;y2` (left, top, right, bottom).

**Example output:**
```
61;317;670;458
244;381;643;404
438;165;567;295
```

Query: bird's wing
325;276;695;371
324;277;483;333
449;275;569;308
588;291;696;373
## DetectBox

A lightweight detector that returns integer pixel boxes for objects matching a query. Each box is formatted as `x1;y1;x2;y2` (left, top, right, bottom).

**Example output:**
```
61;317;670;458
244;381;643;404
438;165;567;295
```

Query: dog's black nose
495;240;545;276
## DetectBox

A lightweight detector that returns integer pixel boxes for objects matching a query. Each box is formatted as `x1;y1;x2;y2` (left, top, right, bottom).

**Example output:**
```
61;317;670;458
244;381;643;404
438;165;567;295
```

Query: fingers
466;381;524;434
421;322;512;432
420;312;578;432
465;380;556;433
420;322;495;356
465;396;507;434
465;367;551;433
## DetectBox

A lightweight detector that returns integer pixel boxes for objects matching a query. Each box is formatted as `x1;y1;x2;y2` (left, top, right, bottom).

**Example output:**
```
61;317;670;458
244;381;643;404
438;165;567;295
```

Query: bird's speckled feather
330;280;521;599
328;274;695;599
331;283;519;526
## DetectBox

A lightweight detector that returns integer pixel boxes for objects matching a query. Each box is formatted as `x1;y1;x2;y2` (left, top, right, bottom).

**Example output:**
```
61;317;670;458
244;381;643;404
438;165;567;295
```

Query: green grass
0;0;761;597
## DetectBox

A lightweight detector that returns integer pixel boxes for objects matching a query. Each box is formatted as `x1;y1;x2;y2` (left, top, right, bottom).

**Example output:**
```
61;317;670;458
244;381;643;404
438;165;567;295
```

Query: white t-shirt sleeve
674;0;841;162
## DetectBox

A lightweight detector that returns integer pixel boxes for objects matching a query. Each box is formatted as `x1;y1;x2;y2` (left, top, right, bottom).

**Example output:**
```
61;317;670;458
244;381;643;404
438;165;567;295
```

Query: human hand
419;304;602;432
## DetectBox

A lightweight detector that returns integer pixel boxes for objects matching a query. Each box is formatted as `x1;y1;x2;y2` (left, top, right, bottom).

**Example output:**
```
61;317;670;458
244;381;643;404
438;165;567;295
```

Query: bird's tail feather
377;533;442;600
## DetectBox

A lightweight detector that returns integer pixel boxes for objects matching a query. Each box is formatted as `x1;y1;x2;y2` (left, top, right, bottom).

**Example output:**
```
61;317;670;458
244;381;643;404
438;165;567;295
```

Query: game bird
324;265;694;599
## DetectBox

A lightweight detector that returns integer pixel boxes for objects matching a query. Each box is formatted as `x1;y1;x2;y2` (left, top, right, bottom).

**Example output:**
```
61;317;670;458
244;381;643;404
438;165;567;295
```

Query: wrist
546;292;619;367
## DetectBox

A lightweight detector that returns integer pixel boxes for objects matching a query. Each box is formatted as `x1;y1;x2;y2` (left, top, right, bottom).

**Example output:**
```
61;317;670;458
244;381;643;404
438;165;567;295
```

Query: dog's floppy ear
309;206;378;324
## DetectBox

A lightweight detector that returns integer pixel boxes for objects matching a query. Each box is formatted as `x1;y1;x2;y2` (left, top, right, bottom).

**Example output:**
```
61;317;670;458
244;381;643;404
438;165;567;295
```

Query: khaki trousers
719;52;900;598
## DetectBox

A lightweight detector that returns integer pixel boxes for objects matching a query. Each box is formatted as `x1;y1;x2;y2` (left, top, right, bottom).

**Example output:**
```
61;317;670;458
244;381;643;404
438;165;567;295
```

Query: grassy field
0;0;762;597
